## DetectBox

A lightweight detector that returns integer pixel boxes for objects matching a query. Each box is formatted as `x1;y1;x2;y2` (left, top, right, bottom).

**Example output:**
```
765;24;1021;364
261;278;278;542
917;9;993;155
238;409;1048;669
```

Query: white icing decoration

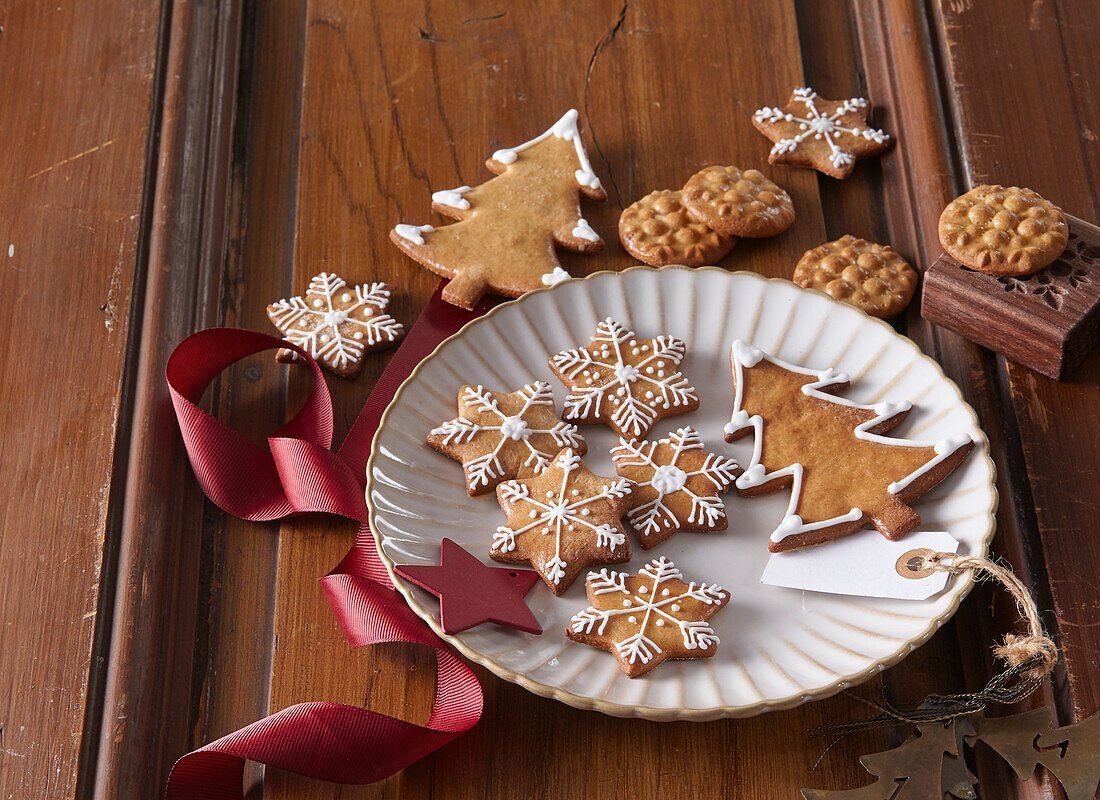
541;267;571;286
612;427;740;537
491;450;631;584
394;223;435;245
431;185;472;210
572;218;600;242
726;339;973;544
551;318;699;439
268;274;403;370
569;557;726;665
430;382;584;489
489;109;603;190
753;87;890;171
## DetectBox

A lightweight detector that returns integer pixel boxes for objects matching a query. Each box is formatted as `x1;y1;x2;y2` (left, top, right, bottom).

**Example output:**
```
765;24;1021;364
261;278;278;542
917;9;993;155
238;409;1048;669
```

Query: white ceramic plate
367;267;996;720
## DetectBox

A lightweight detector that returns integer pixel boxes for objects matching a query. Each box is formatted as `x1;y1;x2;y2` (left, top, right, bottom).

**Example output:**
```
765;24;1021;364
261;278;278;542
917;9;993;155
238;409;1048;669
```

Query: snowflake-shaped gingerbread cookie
492;448;633;595
549;318;700;440
753;87;891;179
611;427;742;550
427;382;586;496
266;272;405;378
566;557;729;677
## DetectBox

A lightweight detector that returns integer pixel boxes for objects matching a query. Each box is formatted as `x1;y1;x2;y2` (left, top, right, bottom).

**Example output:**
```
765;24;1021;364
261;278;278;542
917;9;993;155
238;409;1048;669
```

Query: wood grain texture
0;2;160;798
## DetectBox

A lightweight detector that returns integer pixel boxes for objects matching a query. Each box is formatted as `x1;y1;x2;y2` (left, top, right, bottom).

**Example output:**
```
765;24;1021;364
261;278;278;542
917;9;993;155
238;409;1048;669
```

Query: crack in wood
583;0;627;211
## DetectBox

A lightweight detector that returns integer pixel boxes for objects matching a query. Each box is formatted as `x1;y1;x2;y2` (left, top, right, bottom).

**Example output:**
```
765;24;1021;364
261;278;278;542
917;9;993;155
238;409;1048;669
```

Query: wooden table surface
2;1;1098;797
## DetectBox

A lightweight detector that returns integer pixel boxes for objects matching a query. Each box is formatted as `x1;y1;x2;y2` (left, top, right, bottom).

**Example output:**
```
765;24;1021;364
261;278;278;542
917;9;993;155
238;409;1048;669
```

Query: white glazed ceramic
367;267;996;720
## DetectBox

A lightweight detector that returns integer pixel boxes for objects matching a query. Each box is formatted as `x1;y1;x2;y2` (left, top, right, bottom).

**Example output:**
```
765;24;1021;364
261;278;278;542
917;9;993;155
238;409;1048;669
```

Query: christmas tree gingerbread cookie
566;557;729;678
492;448;633;595
390;109;606;310
427;382;586;496
723;340;974;553
549;318;700;440
611;427;741;549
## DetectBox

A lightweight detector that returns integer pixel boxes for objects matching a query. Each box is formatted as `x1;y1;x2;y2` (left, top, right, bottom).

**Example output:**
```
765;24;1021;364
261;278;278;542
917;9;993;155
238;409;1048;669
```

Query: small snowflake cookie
492;448;634;595
753;87;892;180
427;382;586;496
611;427;741;550
566;557;729;678
618;189;735;267
938;185;1068;276
681;166;795;238
266;272;405;378
549;318;700;440
793;235;918;319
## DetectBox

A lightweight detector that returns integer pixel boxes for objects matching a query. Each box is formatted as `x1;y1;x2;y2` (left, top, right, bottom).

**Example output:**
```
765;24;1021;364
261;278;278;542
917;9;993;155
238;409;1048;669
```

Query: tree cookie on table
266;272;405;379
938;185;1068;276
611;426;741;550
492;448;634;595
753;87;891;180
549;318;700;440
566;557;729;678
618;189;735;267
723;340;974;553
390;109;606;310
793;235;918;319
427;381;586;497
681;166;795;238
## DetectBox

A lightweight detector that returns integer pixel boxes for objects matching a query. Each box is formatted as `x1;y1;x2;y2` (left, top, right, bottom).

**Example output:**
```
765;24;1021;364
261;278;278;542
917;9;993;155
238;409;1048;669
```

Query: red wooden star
395;538;543;635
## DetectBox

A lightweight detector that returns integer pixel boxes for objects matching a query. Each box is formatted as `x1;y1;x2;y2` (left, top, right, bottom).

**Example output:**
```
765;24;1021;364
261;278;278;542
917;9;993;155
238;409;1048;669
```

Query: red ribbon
164;283;493;798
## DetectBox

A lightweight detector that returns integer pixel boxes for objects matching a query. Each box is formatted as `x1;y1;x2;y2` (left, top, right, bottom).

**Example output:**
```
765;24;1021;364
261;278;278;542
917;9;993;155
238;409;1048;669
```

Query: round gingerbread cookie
681;166;795;238
938;185;1068;276
619;189;735;267
793;235;917;319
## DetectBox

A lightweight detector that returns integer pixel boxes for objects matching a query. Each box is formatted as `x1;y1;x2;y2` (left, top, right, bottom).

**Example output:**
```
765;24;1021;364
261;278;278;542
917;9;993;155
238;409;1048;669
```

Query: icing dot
671;603;680;612
571;489;580;496
623;599;632;607
582;370;590;376
645;367;654;374
353;331;364;340
628;616;638;624
629;340;637;346
645;391;654;399
529;510;537;518
632;348;640;355
661;588;670;596
616;387;625;397
581;508;591;516
320;334;329;343
546;491;554;497
312;298;324;308
641;345;649;351
340;292;352;302
541;527;550;534
657;370;665;377
638;585;648;594
592;372;600;380
656;361;665;368
567;524;575;531
655;619;665;627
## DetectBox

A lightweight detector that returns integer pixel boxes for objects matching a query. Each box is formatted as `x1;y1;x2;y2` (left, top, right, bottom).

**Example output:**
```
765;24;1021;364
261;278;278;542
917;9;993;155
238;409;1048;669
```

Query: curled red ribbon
164;284;490;798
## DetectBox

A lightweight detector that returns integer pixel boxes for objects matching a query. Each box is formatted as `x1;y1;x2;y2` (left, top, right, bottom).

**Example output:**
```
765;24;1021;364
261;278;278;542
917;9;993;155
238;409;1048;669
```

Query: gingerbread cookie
618;189;735;267
611;427;741;549
793;235;918;318
266;272;405;378
753;87;891;179
428;382;587;496
938;185;1068;276
681;166;795;238
549;318;700;440
390;109;606;310
566;557;729;678
492;448;633;595
723;340;974;553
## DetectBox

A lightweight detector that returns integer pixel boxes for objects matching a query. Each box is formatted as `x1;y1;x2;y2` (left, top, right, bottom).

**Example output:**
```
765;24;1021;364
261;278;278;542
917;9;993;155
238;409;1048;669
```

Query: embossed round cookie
618;189;735;267
938;185;1068;276
793;235;918;319
681;166;795;237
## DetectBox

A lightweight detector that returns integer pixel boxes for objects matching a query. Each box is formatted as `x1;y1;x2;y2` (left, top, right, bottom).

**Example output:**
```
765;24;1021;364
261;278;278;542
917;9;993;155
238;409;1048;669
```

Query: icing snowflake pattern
568;557;728;676
550;318;699;439
754;87;890;172
267;272;404;375
430;382;584;491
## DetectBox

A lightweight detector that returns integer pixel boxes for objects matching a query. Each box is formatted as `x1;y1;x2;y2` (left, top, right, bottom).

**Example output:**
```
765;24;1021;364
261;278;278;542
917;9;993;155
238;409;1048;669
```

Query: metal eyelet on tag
896;548;937;580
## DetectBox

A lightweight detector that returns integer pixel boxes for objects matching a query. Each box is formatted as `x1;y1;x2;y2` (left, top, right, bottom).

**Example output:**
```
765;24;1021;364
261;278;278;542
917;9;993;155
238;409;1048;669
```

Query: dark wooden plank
0;2;161;797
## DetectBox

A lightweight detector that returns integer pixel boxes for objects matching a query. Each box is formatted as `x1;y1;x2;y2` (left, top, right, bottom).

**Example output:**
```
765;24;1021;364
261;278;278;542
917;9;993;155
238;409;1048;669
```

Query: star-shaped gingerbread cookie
566;557;730;677
611;427;742;550
753;87;891;180
427;381;587;496
549;318;700;440
266;272;405;378
492;448;633;595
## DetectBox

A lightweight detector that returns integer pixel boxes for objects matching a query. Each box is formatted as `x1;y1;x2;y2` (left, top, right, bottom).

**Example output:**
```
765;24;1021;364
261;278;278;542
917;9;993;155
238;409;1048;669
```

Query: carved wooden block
921;215;1100;380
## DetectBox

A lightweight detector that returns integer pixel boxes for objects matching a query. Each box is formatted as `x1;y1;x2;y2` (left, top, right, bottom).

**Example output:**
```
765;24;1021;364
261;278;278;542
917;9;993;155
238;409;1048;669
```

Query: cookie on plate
681;166;794;238
566;557;729;678
492;448;633;595
619;189;735;267
549;317;700;440
938;185;1068;276
427;381;586;496
793;235;918;318
611;427;741;549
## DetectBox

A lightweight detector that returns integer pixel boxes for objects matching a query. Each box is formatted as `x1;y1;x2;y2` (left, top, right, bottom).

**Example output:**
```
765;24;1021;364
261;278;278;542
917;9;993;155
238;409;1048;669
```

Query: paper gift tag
760;529;961;600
